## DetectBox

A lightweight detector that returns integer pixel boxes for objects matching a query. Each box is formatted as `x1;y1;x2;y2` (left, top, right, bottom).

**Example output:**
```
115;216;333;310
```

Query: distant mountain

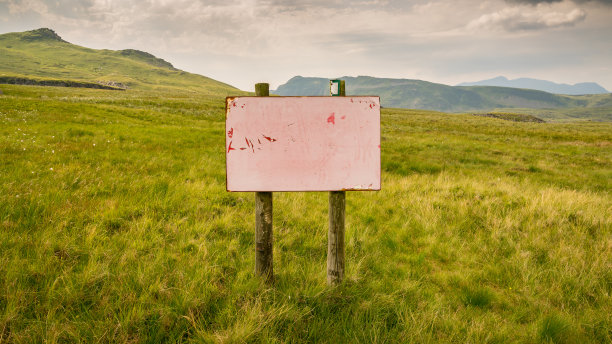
0;28;242;94
273;76;612;113
457;76;609;95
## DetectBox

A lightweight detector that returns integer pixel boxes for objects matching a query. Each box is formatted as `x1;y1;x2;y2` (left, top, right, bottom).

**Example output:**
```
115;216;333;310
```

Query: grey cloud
506;0;563;4
260;0;345;11
257;0;420;13
1;0;101;19
45;0;98;19
468;7;587;31
506;0;612;4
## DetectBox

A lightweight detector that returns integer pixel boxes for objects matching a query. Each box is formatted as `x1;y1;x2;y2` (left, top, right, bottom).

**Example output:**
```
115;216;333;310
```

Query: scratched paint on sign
226;96;380;192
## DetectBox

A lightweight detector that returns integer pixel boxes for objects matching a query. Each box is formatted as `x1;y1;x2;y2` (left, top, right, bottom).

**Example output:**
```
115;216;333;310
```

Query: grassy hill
1;84;610;342
274;76;612;117
0;28;242;95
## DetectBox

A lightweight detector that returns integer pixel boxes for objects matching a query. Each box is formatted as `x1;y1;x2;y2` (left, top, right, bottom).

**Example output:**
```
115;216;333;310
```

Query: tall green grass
1;84;610;343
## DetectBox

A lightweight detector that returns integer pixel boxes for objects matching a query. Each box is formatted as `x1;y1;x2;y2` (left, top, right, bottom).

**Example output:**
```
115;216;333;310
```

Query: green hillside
0;28;242;95
274;76;612;116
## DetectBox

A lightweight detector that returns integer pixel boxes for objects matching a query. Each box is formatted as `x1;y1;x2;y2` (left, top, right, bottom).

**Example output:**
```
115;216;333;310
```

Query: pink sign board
226;96;380;192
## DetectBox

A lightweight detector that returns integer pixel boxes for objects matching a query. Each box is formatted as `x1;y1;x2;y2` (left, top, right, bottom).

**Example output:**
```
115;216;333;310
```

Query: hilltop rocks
22;28;66;42
119;49;175;69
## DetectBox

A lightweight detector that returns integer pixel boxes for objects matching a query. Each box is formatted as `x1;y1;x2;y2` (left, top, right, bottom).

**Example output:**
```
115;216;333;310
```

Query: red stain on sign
228;128;233;138
262;134;276;142
327;113;335;125
245;138;255;152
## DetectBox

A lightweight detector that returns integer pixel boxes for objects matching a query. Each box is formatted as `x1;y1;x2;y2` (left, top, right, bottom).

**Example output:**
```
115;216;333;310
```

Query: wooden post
328;80;346;285
254;83;274;283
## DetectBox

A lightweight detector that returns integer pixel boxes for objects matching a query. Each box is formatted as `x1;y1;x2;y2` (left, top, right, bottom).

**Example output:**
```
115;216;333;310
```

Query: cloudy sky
1;0;611;91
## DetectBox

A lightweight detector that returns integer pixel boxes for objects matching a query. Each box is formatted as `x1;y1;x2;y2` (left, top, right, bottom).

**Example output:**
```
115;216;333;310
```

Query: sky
1;0;611;91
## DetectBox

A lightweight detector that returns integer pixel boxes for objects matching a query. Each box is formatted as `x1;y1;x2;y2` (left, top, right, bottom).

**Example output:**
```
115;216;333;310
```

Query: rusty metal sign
226;96;380;192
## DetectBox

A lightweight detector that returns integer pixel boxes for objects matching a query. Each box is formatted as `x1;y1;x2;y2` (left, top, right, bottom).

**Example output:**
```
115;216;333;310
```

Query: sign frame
225;95;381;192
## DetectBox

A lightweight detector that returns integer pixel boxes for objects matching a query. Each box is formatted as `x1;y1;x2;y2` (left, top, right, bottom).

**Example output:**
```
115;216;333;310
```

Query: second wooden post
327;80;346;285
255;83;274;283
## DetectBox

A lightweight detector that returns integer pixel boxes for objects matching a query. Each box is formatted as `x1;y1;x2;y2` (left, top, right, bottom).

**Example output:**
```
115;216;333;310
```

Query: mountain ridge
457;76;609;95
273;75;612;113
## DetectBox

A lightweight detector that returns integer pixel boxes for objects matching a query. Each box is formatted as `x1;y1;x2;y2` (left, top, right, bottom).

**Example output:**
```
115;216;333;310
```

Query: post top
255;83;270;97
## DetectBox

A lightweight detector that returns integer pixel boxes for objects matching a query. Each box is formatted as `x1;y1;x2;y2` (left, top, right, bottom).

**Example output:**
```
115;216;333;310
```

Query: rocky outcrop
119;49;175;69
0;76;125;90
472;113;545;123
21;28;66;42
97;80;128;89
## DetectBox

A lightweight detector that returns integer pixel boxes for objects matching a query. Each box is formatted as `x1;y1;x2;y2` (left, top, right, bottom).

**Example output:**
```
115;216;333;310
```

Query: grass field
1;84;611;343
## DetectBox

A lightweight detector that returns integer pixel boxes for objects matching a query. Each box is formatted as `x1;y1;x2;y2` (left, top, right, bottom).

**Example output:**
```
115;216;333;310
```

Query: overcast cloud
1;0;611;91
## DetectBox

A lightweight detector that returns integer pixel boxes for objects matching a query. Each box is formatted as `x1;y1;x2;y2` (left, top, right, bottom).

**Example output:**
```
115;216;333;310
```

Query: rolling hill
273;76;612;115
457;76;609;95
0;28;242;95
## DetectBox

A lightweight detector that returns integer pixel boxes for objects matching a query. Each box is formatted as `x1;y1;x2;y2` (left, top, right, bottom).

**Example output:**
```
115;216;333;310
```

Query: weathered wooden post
328;80;346;285
254;83;274;284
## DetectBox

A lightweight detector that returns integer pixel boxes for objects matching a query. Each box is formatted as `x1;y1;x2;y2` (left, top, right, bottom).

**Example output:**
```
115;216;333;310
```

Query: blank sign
225;96;380;192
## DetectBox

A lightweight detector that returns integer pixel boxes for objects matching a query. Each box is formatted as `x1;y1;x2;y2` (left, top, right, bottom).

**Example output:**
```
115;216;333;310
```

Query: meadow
0;84;610;343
